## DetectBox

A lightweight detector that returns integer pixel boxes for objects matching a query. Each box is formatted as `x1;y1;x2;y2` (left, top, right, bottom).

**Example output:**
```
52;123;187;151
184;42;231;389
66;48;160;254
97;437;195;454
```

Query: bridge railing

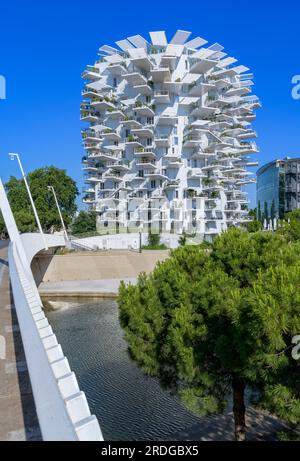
8;236;103;441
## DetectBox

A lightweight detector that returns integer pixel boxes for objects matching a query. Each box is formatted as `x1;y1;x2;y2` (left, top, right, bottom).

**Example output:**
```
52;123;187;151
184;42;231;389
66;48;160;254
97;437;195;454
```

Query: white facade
81;30;260;241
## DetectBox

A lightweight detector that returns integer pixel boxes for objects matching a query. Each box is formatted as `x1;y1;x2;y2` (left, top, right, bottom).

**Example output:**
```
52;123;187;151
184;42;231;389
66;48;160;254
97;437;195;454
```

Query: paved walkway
0;241;41;441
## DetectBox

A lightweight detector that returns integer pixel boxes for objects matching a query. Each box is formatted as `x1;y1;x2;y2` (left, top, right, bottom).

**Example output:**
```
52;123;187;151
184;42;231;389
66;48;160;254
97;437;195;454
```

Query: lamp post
9;153;48;250
47;185;69;241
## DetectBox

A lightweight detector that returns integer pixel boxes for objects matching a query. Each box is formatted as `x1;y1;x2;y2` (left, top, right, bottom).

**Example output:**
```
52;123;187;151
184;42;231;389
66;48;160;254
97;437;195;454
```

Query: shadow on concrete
168;407;290;441
0;258;8;267
10;289;42;441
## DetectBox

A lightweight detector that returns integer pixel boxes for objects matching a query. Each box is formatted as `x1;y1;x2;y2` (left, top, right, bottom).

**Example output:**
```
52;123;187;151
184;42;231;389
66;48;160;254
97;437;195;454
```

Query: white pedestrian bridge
0;178;103;441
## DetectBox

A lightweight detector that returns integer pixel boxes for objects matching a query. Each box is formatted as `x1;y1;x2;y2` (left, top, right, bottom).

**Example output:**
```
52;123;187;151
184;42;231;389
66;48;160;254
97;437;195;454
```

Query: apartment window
174;137;178;145
147;117;154;125
138;170;144;177
173;127;177;135
185;60;189;70
114;182;118;189
146;95;151;104
151;180;156;188
138;190;143;198
113;78;117;88
175;191;179;199
147;138;152;146
122;151;126;159
125;129;130;137
127;212;130;220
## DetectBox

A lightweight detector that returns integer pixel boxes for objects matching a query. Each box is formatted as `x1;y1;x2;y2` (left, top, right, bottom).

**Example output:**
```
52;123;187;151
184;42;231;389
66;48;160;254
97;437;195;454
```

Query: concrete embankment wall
32;250;170;285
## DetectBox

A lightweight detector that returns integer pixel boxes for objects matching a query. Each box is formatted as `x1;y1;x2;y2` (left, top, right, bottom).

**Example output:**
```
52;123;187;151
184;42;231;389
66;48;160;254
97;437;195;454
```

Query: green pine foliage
118;228;300;440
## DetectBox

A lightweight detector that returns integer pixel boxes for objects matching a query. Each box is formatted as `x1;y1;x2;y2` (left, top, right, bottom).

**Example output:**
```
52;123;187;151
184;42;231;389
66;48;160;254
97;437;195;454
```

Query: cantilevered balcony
150;67;171;82
133;104;155;117
154;135;170;147
238;141;258;154
131;126;154;138
123;72;147;86
82;65;100;81
82;87;101;99
80;111;100;123
157;114;178;126
153;91;170;104
101;129;121;142
107;62;127;75
134;148;156;159
133;83;153;95
125;136;143;149
190;58;217;74
122;118;142;129
81;130;102;142
135;159;157;169
90;99;116;111
145;169;169;180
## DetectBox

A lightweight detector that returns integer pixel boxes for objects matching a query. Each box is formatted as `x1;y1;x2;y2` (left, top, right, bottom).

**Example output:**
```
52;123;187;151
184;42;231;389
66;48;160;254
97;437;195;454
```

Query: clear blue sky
0;0;299;208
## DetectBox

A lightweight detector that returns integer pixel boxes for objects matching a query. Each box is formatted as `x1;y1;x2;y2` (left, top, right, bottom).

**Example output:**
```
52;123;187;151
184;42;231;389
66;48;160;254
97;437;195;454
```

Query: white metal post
9;153;48;250
48;185;69;241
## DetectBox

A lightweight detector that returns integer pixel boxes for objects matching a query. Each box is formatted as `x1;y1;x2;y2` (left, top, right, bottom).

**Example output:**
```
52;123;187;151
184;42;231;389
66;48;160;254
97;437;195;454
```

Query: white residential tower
81;30;260;241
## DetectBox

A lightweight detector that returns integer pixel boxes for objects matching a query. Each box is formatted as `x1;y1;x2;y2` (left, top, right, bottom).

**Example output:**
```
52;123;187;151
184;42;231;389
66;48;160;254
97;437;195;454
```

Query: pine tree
118;229;300;441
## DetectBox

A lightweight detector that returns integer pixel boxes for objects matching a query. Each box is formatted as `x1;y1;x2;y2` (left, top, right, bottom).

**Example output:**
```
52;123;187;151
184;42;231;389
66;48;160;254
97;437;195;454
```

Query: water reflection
45;298;204;441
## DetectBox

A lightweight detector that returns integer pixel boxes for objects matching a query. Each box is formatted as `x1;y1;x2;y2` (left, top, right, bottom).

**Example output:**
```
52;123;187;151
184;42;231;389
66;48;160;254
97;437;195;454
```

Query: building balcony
134;148;156;159
131;127;154;138
133;83;153;96
187;168;205;179
164;180;180;189
101;129;121;142
82;66;100;81
107;62;127;75
87;152;120;162
83;198;96;204
131;56;153;72
150;67;171;83
145;170;169;180
84;175;103;183
154;136;170;147
90;99;116;111
80;112;100;123
82;87;101;99
122;118;142;129
157;114;178;126
133;104;155;117
165;158;183;168
125;136;143;148
136;160;157;169
123;72;147;86
153;91;170;104
190;58;217;74
81;130;102;142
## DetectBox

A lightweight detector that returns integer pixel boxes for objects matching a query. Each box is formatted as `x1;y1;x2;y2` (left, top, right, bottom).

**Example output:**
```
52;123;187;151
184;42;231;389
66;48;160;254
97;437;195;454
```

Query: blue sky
0;0;299;208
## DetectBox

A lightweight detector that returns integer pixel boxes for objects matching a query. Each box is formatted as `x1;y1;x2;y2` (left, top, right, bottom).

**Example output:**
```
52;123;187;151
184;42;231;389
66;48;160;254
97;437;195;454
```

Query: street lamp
9;153;48;250
47;185;69;241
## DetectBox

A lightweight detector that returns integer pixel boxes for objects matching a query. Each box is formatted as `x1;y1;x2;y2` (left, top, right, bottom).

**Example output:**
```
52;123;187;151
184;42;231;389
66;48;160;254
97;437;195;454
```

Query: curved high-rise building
81;30;260;241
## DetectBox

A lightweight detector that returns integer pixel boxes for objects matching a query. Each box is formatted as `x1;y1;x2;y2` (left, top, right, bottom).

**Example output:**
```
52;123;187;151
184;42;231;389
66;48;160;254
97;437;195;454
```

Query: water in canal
45;298;207;441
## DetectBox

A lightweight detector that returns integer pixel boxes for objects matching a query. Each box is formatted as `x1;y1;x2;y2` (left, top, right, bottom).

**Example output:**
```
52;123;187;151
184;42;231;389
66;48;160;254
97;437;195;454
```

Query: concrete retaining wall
32;250;170;285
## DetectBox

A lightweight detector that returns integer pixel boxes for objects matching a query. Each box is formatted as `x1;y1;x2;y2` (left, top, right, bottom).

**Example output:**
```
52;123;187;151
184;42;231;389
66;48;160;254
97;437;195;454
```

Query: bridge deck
0;241;41;441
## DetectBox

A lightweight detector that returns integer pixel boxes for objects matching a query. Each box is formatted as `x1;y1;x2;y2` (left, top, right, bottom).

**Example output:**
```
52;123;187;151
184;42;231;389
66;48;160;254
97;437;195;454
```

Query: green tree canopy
3;166;78;233
118;229;300;441
278;209;300;242
71;211;96;236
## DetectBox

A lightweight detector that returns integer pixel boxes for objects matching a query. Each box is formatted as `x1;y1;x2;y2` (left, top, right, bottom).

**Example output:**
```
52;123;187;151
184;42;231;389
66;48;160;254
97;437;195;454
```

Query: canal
45;298;208;441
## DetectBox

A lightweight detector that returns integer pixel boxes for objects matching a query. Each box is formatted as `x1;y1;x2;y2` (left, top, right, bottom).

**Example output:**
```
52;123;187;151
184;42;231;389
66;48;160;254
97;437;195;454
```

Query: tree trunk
232;378;246;441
